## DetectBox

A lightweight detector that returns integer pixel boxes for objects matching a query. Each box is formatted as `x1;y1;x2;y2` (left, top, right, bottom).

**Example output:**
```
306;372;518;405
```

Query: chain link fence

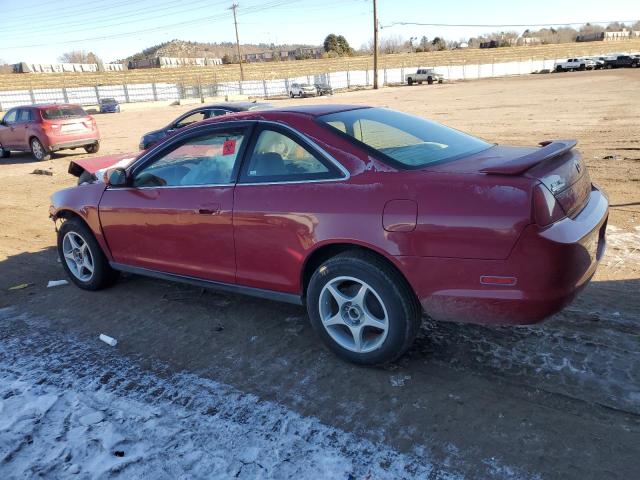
0;57;567;111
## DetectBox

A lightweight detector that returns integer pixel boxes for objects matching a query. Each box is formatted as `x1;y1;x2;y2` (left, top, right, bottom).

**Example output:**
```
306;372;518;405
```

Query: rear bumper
49;138;99;151
399;186;609;325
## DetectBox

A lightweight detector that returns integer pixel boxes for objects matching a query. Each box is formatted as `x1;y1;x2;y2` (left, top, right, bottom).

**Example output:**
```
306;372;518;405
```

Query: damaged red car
50;105;608;364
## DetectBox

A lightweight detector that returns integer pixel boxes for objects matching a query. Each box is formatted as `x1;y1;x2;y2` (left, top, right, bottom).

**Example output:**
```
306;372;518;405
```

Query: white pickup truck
554;58;596;72
404;68;444;85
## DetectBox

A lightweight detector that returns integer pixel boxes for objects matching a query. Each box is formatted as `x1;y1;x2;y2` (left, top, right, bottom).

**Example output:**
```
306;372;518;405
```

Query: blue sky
0;0;638;63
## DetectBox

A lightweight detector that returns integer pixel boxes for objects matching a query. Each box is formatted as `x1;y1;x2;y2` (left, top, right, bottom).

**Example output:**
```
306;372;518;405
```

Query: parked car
603;55;639;69
51;105;608;365
585;56;606;69
315;83;333;96
554;58;596;72
138;102;271;150
404;68;444;85
99;98;120;113
0;104;100;161
289;83;317;97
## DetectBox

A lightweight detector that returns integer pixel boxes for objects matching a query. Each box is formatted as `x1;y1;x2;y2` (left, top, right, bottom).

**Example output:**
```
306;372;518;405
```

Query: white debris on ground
1;308;521;480
46;280;69;288
602;225;640;273
98;333;118;347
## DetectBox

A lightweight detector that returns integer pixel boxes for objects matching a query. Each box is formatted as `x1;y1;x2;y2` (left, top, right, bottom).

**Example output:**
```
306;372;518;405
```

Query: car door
0;109;18;148
98;123;252;283
14;108;33;149
233;124;348;293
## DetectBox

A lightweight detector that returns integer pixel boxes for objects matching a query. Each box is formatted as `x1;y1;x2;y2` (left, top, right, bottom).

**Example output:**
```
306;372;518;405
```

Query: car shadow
1;247;639;479
0;149;92;166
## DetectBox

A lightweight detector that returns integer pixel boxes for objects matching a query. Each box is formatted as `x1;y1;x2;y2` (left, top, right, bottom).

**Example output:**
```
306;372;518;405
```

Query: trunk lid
68;153;138;178
426;140;591;219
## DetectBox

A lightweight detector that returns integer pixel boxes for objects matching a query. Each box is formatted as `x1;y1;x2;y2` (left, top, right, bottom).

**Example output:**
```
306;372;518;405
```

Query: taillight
533;183;565;226
41;121;59;133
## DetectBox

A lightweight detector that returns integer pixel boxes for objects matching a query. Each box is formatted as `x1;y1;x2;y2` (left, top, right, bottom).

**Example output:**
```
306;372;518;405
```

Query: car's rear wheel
84;142;100;154
57;218;118;290
290;91;294;98
407;77;413;86
0;144;10;158
30;138;50;161
427;76;433;85
306;251;421;365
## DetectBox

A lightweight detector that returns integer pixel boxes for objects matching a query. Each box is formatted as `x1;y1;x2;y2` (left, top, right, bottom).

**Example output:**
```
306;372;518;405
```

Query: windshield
317;108;492;168
41;106;87;120
101;98;117;104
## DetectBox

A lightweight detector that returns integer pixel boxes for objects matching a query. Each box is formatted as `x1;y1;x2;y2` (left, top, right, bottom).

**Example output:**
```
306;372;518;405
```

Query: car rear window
318;108;492;169
41;106;87;120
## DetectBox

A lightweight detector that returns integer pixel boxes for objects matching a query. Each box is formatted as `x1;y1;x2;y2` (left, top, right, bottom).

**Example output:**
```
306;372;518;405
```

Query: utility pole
229;3;244;82
373;0;379;89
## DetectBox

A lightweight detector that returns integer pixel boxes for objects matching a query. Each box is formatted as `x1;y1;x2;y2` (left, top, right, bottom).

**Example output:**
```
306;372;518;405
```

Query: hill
124;39;319;62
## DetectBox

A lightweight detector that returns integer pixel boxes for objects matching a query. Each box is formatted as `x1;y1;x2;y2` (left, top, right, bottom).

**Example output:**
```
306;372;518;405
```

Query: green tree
323;34;353;56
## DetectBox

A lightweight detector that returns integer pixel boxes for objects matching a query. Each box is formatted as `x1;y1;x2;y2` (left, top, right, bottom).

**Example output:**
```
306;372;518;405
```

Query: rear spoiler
480;140;577;175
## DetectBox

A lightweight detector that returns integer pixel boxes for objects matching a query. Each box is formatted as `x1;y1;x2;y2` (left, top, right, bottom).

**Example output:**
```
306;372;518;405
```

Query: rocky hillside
125;39;318;62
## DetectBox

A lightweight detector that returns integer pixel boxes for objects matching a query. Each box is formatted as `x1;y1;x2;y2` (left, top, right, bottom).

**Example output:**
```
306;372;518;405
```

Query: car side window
17;109;32;122
132;130;245;188
2;110;17;124
175;111;207;129
241;129;343;183
208;109;230;117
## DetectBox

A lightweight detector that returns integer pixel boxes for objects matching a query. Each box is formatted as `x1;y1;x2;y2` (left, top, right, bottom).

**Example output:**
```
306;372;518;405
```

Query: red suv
0;104;100;161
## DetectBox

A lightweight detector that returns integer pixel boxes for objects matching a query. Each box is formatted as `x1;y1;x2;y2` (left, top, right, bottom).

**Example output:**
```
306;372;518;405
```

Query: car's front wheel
306;251;421;365
30;138;50;161
84;142;100;154
57;218;118;290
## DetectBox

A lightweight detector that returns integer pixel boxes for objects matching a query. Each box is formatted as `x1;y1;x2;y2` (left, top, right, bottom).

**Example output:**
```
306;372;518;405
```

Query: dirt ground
1;70;639;479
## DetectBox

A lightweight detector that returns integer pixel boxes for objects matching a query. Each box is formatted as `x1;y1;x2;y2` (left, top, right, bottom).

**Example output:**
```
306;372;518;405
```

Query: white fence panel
33;88;65;104
66;87;98;105
0;90;32;110
97;85;127;102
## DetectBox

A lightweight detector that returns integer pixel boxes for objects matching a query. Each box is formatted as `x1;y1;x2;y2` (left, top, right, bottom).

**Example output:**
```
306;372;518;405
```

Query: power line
1;0;225;35
381;19;639;29
2;0;232;36
2;0;305;50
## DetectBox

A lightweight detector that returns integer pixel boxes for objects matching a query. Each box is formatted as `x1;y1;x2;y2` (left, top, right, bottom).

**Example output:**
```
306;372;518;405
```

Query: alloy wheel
62;231;95;282
31;139;44;160
318;276;389;353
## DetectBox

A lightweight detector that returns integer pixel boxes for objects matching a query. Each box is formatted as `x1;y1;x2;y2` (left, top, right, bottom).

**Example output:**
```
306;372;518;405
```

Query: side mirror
104;167;128;187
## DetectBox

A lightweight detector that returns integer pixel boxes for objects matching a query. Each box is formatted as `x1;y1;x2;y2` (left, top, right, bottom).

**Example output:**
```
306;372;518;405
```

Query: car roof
177;104;370;131
186;101;271;113
32;103;83;110
266;104;368;116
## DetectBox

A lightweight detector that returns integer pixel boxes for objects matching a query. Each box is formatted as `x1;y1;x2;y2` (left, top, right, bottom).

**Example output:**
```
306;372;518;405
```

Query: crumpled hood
68;153;139;178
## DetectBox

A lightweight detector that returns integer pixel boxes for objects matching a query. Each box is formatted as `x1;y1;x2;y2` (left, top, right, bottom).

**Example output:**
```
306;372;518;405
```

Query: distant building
480;40;499;49
518;37;541;46
13;62;99;73
577;29;640;42
128;56;223;70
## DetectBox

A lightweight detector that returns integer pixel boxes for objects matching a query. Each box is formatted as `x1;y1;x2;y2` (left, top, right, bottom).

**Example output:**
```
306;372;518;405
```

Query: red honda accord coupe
50;105;608;364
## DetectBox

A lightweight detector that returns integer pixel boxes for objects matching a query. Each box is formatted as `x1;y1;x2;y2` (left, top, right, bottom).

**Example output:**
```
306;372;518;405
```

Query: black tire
579;64;586;71
555;66;563;72
290;91;294;98
306;251;421;365
0;144;10;158
427;76;433;85
407;77;413;86
84;142;100;154
57;218;119;291
30;137;50;161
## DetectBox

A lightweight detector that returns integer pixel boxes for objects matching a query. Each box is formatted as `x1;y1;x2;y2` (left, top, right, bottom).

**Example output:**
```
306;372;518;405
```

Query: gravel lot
1;69;639;479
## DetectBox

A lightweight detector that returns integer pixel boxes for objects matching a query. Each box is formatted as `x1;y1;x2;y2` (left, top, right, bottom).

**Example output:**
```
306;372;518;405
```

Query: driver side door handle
197;203;221;215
